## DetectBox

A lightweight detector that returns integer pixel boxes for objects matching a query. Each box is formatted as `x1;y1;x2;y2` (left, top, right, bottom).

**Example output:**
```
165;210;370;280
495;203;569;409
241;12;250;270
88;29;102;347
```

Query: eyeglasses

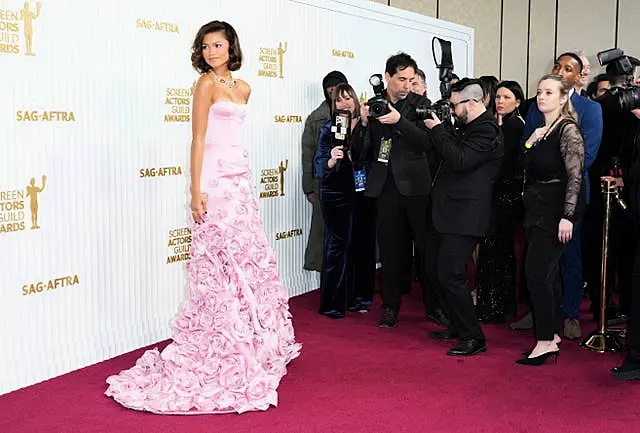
451;98;476;108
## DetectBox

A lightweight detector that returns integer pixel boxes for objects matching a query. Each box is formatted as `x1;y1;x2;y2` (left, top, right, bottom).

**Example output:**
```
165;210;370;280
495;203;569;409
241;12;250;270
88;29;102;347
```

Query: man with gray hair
422;78;504;356
574;50;591;96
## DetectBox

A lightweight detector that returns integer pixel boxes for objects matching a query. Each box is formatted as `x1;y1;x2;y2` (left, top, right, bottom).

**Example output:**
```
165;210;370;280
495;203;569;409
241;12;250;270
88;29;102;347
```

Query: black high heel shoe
515;350;560;366
522;342;562;357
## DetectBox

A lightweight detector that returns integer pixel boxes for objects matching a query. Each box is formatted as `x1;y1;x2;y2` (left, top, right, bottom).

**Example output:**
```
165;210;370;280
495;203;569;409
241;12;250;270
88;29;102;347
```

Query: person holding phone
314;83;376;318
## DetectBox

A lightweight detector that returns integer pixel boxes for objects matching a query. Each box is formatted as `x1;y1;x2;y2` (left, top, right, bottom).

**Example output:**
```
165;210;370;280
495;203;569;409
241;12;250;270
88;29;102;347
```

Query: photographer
593;54;640;380
611;106;640;379
587;53;640;324
362;52;442;328
423;79;504;357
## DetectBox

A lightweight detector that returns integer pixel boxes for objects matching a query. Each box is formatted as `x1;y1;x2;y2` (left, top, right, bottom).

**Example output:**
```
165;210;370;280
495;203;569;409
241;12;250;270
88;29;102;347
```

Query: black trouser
319;191;354;315
351;194;377;304
585;205;637;315
320;192;376;314
375;177;431;314
525;226;566;340
627;235;640;363
428;233;484;341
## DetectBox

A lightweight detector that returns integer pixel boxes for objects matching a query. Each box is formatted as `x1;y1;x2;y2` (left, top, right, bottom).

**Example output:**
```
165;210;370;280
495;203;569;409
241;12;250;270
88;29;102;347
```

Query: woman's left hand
558;218;573;243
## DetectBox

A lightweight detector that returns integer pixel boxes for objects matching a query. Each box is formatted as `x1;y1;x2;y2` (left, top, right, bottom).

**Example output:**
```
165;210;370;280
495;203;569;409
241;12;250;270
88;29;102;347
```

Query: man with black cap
302;71;348;274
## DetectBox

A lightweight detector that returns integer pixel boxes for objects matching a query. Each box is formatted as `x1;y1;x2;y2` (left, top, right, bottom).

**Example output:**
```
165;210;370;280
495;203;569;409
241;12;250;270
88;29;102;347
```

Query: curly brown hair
191;21;243;74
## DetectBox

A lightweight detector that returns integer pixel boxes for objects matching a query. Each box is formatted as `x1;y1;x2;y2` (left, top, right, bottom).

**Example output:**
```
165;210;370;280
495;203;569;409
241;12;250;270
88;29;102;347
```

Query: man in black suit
423;79;504;356
362;52;441;328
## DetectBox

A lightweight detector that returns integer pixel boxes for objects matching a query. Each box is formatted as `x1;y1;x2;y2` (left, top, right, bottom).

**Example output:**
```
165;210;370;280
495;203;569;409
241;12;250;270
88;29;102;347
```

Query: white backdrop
0;0;473;394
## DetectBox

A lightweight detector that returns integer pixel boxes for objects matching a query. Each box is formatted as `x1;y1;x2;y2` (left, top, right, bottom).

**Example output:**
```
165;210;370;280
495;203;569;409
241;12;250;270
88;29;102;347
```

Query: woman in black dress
314;83;376;319
518;74;584;365
476;81;525;323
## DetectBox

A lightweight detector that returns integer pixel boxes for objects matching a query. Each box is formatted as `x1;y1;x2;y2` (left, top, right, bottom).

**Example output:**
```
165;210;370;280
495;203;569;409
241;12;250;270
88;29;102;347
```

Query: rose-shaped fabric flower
230;216;249;232
208;332;231;356
257;305;276;330
245;376;276;410
213;207;228;220
218;354;249;392
175;370;201;397
227;319;254;344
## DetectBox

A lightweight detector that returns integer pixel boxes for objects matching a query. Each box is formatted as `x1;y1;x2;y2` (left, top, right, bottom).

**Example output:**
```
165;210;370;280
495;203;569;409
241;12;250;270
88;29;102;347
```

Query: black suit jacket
430;110;504;236
364;92;435;197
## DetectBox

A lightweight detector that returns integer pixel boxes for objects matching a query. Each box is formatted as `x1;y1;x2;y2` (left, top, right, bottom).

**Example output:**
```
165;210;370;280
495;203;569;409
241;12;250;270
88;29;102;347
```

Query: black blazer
364;92;435;197
430;110;504;237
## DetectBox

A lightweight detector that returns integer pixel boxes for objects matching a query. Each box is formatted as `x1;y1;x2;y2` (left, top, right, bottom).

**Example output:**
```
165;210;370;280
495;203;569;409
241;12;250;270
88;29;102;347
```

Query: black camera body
416;99;451;122
368;96;391;118
367;74;391;118
598;48;640;111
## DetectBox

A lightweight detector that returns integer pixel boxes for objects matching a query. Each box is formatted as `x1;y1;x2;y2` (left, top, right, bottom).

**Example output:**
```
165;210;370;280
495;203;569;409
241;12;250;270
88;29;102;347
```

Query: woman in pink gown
105;20;301;414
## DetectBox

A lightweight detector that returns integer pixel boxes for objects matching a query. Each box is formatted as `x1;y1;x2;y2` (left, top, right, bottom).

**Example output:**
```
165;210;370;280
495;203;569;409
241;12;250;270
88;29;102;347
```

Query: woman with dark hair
105;21;301;414
476;80;525;323
479;75;499;116
314;83;376;318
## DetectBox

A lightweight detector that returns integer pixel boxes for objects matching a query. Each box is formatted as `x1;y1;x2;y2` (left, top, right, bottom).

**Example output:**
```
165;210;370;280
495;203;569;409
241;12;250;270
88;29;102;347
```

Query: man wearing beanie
302;71;348;273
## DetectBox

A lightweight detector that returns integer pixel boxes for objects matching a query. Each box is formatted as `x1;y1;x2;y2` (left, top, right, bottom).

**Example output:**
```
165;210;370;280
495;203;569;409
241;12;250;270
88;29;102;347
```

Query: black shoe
515;350;559;366
429;329;460;340
425;309;450;328
478;315;506;325
378;308;397;328
347;299;371;313
611;361;640;380
522;341;562;357
319;310;345;319
446;339;487;356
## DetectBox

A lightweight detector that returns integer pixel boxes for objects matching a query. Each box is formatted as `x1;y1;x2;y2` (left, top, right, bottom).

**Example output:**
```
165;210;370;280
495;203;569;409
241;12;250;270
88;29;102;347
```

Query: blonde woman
519;74;585;366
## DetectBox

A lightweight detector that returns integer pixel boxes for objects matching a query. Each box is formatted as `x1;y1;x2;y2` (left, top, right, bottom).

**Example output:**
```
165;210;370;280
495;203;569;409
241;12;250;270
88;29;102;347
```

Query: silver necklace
211;71;237;88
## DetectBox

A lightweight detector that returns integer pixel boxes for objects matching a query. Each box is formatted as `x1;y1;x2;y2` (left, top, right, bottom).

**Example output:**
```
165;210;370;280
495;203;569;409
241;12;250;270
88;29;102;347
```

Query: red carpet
1;287;639;433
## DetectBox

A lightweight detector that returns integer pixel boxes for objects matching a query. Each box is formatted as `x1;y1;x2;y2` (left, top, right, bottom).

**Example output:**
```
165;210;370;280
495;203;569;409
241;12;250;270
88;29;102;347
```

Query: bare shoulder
236;79;251;102
196;73;215;90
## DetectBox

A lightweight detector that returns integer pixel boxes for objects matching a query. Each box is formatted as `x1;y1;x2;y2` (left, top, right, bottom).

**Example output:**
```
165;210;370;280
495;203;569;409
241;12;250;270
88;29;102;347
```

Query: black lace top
523;118;585;230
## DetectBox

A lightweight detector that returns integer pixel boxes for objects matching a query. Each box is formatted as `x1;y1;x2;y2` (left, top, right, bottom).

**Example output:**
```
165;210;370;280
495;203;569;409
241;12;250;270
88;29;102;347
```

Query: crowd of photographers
301;46;640;377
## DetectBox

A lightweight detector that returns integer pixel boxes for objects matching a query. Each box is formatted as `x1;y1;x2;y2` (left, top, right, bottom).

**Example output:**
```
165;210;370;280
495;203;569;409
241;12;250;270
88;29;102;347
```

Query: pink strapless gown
105;101;302;414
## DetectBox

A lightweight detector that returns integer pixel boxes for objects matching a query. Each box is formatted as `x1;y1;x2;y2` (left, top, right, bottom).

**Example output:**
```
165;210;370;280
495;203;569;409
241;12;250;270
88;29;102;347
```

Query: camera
415;99;451;122
423;37;455;124
366;74;391;118
598;48;640;111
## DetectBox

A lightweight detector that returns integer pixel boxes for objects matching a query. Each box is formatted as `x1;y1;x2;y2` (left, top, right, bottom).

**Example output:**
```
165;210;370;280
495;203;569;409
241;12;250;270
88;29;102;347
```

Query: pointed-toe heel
515;350;560;366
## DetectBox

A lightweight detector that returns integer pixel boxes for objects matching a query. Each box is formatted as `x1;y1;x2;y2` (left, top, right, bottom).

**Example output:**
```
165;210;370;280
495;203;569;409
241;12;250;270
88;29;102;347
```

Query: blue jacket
522;92;603;203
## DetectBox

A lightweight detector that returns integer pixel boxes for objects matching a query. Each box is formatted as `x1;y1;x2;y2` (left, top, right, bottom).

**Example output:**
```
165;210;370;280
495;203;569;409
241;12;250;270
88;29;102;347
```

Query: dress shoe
425;309;450;328
522;341;562;357
478;315;506;325
563;318;582;339
611;361;640;380
510;311;533;330
429;329;459;340
515;350;559;366
446;339;487;356
319;310;345;319
347;299;371;313
378;308;397;328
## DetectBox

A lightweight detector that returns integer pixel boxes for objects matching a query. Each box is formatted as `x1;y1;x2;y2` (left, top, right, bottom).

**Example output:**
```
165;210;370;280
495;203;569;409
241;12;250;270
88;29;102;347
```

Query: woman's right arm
190;75;214;223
